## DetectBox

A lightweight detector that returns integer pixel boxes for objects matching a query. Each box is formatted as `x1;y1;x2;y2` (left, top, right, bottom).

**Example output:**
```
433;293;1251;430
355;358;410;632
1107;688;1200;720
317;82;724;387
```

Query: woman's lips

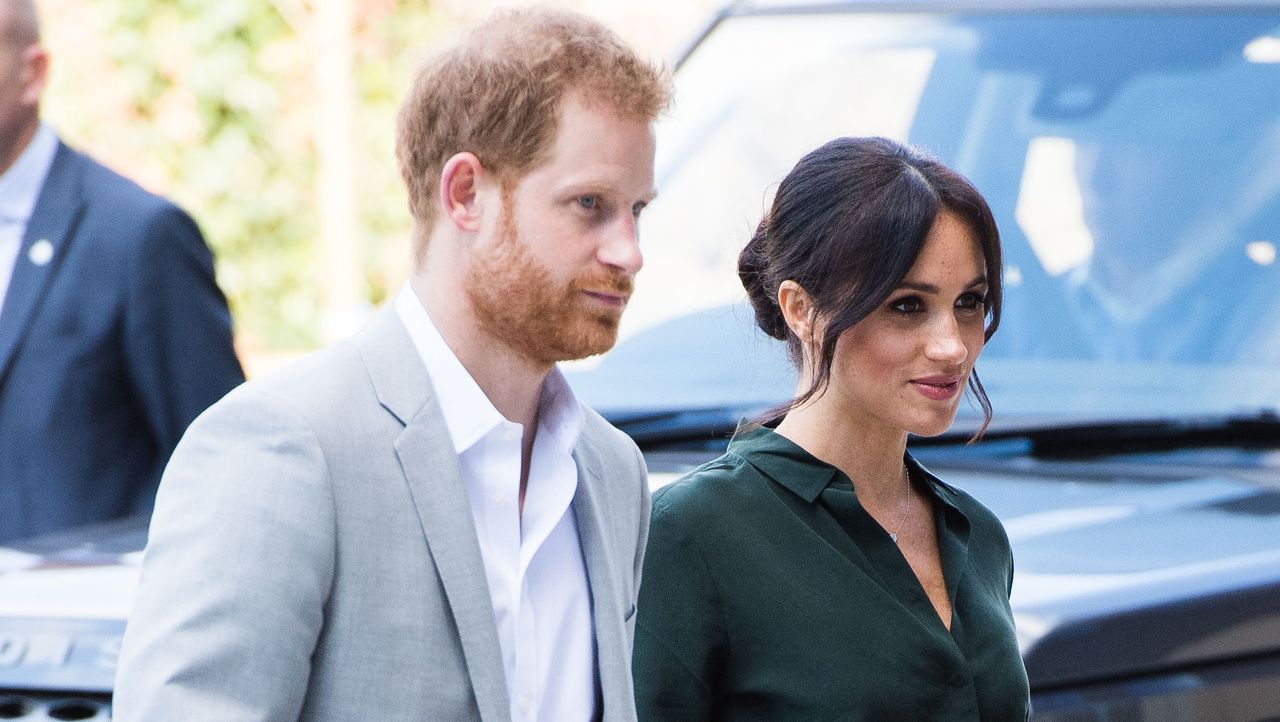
911;375;963;401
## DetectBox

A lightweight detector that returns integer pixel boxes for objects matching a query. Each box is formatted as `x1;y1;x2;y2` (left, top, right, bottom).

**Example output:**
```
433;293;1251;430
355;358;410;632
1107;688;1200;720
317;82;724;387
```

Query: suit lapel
573;436;636;722
0;143;86;383
355;307;510;722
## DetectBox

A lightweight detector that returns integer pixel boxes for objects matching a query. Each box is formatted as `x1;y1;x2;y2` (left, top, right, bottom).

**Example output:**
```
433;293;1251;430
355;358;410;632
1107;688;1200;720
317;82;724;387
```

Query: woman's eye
956;292;987;310
890;297;924;314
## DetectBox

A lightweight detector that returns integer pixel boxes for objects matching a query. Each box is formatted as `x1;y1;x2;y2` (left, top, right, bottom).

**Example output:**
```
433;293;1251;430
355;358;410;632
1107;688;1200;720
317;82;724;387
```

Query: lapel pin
28;239;54;267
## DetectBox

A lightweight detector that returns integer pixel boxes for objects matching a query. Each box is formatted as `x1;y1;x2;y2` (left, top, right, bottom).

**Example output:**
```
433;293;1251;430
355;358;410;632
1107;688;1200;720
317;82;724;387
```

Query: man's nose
597;216;643;274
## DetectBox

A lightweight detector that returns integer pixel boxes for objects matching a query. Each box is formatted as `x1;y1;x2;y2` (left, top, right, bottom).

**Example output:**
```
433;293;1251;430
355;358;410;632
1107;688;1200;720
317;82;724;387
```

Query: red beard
466;205;633;365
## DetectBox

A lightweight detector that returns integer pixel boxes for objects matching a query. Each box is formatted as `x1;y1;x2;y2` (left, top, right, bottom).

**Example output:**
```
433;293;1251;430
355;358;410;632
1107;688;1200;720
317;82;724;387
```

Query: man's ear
438;152;488;231
20;45;48;105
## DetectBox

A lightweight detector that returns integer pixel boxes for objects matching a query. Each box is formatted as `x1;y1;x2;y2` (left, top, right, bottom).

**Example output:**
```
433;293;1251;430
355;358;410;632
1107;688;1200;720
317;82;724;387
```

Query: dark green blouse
633;426;1030;721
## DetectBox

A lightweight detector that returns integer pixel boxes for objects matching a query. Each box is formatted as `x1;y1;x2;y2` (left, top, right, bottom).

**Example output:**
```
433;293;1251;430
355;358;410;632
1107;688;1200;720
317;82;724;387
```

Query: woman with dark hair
632;137;1030;720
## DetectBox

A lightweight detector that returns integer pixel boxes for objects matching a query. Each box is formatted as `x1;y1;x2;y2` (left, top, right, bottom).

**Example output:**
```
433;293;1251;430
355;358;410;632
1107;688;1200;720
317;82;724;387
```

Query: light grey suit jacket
112;306;651;721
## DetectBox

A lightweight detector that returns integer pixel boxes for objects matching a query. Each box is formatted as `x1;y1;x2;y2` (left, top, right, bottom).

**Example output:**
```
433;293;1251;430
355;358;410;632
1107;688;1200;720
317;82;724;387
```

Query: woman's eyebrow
896;275;987;293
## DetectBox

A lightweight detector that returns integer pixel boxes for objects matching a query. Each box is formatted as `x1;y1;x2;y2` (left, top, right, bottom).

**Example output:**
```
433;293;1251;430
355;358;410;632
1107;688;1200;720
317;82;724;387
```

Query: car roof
675;0;1278;70
731;0;1280;11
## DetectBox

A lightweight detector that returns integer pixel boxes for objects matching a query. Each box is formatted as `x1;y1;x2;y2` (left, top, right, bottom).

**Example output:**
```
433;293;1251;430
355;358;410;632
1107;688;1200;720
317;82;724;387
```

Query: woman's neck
774;396;909;509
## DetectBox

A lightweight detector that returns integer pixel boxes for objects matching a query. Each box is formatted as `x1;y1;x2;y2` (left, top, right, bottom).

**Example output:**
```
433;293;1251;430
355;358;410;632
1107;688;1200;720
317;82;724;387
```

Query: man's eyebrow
896;275;988;293
555;181;658;205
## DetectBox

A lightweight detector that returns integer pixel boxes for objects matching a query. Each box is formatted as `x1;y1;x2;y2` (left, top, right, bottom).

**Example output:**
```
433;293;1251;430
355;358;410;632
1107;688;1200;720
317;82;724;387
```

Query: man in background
116;7;669;721
0;0;243;542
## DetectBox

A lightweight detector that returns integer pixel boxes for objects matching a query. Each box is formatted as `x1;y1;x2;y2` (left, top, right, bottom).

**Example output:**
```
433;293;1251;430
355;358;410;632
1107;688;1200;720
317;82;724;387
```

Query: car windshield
567;7;1280;426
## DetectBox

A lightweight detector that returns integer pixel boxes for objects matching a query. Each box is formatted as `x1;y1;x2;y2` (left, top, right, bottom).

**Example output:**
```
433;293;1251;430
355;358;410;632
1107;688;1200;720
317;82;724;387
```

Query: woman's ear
438;152;487;231
778;280;816;345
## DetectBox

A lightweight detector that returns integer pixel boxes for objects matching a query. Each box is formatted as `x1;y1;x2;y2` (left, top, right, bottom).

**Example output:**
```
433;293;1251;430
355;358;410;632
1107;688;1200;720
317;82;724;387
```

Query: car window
572;9;1280;424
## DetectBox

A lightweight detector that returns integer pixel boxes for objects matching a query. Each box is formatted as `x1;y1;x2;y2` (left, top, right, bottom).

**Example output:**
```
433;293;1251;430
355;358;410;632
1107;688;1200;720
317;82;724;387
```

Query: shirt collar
727;424;839;503
537;361;586;456
908;454;964;513
727;422;963;513
395;283;584;455
0;124;58;224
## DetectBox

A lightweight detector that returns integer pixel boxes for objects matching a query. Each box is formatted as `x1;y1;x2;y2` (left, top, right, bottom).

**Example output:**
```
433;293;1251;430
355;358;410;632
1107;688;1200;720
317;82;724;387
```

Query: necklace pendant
889;532;898;544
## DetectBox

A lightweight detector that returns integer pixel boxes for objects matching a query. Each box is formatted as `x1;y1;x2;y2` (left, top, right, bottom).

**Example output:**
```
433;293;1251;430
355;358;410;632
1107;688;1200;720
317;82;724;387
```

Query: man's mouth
581;290;628;308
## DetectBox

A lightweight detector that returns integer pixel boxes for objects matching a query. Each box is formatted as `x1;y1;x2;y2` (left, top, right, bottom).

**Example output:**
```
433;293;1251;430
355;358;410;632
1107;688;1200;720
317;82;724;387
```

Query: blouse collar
726;422;965;512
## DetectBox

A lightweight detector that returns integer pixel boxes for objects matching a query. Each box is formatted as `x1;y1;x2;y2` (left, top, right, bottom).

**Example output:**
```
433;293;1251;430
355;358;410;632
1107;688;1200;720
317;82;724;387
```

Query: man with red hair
116;8;671;721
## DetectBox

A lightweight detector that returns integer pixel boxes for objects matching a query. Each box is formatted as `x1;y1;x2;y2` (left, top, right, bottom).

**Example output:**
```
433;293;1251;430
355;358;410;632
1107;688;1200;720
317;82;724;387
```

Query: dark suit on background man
0;0;243;542
0;136;244;543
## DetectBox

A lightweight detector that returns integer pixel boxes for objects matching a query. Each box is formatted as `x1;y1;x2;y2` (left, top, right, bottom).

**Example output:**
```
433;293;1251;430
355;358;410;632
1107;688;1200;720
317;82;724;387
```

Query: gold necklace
887;465;911;544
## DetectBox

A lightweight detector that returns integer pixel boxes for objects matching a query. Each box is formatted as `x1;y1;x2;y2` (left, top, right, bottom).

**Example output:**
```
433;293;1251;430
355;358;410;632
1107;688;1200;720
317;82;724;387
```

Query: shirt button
949;672;968;689
517;696;531;714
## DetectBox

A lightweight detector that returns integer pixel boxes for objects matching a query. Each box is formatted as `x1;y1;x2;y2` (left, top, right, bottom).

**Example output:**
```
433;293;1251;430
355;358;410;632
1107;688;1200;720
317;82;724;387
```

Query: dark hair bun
738;219;790;341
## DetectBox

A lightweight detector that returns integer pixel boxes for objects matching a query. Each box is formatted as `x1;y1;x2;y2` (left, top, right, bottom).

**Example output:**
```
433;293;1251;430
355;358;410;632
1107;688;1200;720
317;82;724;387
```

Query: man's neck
409;274;550;432
1082;221;1234;325
0;118;40;180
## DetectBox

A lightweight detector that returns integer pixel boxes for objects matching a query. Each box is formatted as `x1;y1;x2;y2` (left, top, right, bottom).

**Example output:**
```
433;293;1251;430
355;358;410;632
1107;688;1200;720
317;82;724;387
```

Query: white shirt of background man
0;123;58;318
396;284;597;722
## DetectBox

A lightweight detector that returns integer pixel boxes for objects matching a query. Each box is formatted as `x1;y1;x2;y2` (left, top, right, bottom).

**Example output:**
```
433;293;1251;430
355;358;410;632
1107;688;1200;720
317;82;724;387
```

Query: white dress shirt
0;123;58;317
396;285;598;722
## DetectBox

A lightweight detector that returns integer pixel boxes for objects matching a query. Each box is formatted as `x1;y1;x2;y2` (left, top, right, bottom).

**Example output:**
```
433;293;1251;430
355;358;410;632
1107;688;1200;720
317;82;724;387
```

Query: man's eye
577;195;600;211
890;297;924;314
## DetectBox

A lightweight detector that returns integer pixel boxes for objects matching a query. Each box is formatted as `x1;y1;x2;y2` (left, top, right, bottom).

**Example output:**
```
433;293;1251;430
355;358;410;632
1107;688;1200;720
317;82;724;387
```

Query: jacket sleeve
112;386;334;722
632;492;727;721
122;203;245;512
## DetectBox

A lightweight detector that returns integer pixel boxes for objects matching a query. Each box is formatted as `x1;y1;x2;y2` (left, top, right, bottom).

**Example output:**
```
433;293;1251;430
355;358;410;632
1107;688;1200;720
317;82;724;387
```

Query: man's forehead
523;99;655;186
556;90;649;126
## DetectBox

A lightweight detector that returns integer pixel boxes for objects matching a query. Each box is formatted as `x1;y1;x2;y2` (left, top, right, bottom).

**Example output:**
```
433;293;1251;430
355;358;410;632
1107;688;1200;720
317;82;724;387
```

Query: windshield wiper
615;406;1280;457
606;406;763;449
925;410;1280;457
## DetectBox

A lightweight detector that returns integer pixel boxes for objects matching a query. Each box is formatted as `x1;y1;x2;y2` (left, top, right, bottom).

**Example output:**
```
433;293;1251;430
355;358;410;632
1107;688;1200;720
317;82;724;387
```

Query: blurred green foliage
42;0;444;350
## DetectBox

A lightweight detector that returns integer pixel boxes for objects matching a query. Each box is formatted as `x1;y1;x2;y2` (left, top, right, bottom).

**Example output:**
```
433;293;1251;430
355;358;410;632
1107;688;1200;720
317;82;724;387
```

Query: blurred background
35;0;721;373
